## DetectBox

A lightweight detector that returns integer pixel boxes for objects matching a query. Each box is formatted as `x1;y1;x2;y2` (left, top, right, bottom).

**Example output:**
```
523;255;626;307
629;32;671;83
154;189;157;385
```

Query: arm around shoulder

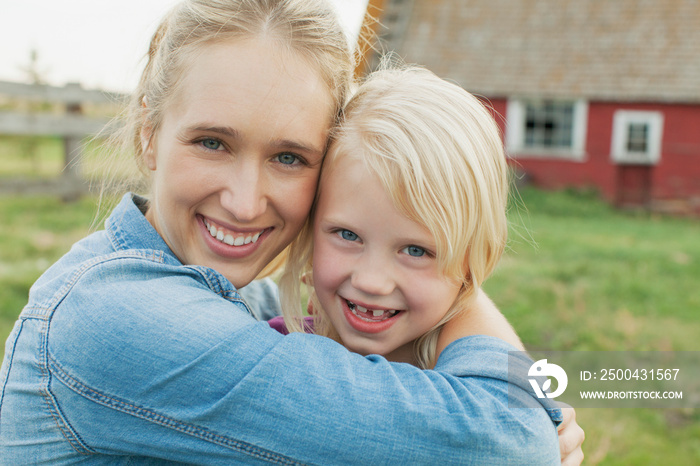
434;335;561;464
41;259;558;463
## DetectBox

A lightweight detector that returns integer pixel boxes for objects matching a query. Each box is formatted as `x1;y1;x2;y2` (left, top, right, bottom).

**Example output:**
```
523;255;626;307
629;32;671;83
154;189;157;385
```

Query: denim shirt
0;193;561;465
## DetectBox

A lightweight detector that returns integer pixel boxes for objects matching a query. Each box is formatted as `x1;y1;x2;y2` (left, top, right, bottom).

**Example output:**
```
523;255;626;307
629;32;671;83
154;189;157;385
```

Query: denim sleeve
44;259;560;465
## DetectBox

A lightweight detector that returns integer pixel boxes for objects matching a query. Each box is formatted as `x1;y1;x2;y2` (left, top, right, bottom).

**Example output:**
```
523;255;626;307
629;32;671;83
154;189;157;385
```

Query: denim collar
106;193;180;266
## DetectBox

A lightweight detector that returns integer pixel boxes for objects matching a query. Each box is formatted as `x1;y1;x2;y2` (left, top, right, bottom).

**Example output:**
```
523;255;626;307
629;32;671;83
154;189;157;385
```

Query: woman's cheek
278;173;319;232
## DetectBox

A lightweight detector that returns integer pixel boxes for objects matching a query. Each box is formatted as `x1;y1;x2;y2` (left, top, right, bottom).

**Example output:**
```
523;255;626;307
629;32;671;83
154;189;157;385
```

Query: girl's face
312;152;462;364
143;38;333;289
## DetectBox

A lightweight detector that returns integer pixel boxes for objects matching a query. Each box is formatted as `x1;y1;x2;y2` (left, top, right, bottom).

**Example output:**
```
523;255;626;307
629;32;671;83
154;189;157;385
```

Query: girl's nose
350;254;396;297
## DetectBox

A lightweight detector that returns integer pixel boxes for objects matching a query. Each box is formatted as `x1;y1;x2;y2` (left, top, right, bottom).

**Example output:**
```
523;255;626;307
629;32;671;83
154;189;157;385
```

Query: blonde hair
280;65;509;368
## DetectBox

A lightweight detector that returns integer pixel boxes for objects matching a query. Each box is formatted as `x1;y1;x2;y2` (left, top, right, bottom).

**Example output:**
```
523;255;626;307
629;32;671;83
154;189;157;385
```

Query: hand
558;403;585;465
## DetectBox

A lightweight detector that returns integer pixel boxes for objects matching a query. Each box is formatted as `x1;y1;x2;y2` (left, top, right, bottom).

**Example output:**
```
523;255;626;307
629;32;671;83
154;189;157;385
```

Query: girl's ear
140;98;157;171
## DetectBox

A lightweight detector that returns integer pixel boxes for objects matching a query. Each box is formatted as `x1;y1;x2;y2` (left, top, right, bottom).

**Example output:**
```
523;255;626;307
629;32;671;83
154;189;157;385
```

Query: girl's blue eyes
336;230;427;257
403;245;427;257
339;229;359;241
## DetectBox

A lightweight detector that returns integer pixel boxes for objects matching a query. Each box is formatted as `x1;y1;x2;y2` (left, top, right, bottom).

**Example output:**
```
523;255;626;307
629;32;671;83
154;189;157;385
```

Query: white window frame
610;110;664;165
506;98;588;161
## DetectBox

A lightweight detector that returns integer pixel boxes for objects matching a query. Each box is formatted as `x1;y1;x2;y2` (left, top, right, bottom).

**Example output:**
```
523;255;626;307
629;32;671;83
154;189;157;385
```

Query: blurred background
1;0;699;464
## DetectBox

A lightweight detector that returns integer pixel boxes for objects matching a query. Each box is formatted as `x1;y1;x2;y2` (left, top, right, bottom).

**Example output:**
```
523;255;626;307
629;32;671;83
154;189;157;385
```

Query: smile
204;219;264;247
345;299;400;322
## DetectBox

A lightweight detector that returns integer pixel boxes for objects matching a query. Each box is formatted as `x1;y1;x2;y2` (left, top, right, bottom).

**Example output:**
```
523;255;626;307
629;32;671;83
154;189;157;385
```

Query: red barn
365;0;700;214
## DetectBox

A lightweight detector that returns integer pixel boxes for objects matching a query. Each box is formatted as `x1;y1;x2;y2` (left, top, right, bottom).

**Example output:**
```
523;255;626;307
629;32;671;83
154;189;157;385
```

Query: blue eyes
277;153;299;165
339;229;359;241
197;139;302;166
403;245;426;257
201;138;222;151
336;229;427;257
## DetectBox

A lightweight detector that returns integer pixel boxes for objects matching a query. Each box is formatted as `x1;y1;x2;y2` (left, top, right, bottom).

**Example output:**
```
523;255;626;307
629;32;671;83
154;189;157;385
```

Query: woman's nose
219;160;268;223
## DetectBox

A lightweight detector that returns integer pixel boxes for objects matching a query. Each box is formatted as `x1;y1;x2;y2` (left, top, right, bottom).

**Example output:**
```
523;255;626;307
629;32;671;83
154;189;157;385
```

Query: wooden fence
0;80;124;196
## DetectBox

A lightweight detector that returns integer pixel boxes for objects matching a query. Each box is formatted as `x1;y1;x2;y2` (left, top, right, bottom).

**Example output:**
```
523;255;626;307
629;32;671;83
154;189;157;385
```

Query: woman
0;0;580;463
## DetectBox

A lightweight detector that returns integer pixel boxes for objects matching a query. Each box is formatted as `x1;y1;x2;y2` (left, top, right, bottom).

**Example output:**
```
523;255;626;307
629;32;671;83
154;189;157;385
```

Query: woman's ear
141;125;156;171
140;97;157;171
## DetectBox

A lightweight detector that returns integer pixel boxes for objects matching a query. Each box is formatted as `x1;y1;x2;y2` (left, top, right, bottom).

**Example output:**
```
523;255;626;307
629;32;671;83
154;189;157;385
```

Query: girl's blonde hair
280;64;509;368
98;0;355;274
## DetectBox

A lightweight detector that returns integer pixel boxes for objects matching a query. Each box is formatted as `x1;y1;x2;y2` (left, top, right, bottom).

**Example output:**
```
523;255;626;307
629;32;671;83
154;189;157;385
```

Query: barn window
626;123;649;153
506;99;588;161
611;111;664;165
524;101;573;149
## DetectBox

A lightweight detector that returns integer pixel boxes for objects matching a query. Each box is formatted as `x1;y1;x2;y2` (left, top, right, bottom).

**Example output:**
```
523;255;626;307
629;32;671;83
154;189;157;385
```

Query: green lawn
0;187;698;464
484;188;700;464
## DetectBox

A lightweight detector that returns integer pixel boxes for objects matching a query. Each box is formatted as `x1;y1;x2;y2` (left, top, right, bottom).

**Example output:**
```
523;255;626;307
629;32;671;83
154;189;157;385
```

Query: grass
489;188;700;351
0;196;98;346
483;187;700;464
0;187;698;464
0;136;65;177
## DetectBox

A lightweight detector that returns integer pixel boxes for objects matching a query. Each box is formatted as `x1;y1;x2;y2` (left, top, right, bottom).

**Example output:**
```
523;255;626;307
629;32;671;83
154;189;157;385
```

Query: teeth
346;299;399;320
204;219;263;247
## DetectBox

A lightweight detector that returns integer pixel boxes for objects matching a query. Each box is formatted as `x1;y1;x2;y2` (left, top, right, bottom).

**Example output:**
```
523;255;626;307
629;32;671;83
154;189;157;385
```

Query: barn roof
373;0;700;103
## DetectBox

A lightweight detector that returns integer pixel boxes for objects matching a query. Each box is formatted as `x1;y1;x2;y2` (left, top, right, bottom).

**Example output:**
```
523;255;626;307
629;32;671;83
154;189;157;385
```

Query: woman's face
143;38;334;289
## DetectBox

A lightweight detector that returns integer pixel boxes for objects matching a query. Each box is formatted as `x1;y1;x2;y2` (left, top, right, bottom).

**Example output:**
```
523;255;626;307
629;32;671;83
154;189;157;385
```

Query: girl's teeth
347;300;398;320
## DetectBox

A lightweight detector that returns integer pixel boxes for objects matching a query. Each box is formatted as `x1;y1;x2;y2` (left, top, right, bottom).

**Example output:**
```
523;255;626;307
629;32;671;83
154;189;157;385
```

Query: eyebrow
188;125;325;157
270;138;325;158
188;125;238;138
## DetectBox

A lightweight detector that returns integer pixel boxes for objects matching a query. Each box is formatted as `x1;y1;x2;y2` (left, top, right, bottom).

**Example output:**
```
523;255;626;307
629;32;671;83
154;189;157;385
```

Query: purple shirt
268;316;315;335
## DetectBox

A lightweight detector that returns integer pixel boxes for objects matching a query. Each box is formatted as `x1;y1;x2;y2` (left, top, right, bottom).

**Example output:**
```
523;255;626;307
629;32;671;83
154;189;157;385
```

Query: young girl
278;64;513;369
274;68;589;464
